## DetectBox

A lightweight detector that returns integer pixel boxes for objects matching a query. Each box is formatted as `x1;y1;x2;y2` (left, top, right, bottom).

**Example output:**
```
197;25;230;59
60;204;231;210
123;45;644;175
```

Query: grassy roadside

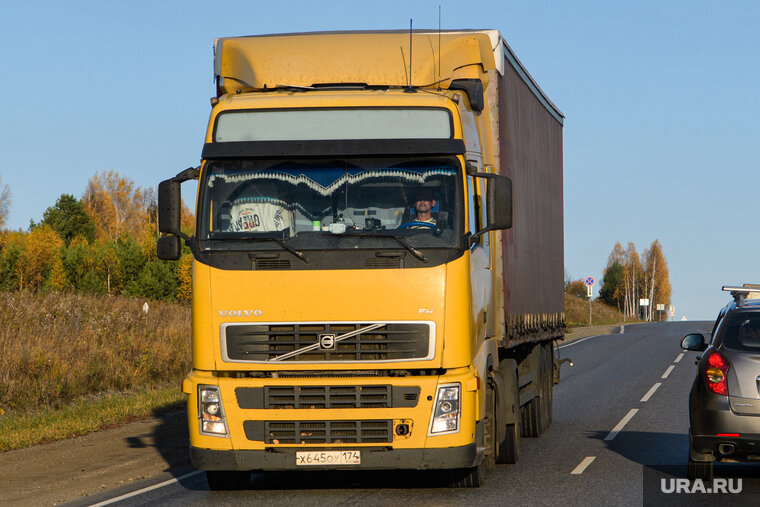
564;293;638;328
0;385;185;452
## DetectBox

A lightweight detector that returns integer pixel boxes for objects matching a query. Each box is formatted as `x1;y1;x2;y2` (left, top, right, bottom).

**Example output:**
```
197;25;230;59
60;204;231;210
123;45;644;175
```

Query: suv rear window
722;313;760;351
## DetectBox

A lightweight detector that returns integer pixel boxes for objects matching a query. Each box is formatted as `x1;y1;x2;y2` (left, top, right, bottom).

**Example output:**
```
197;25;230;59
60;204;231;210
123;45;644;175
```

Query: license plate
296;450;361;466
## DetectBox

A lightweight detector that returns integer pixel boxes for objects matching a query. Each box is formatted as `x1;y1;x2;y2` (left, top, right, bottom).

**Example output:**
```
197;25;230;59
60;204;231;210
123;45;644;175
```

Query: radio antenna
437;5;442;90
400;47;409;87
407;18;414;90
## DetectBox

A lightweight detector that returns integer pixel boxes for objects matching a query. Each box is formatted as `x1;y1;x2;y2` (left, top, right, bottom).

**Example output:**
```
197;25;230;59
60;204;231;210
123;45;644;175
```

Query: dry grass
0;386;184;451
565;293;638;327
0;290;190;415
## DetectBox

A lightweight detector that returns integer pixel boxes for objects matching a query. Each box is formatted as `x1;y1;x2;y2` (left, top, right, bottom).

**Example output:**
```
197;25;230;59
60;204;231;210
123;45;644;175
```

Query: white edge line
604;408;639;441
674;353;684;363
570;456;596;475
640;382;662;403
88;470;203;507
559;335;598;349
661;365;676;379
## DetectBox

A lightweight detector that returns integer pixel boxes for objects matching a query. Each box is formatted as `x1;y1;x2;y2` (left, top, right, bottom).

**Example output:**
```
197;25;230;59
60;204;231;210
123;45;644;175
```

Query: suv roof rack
722;284;760;306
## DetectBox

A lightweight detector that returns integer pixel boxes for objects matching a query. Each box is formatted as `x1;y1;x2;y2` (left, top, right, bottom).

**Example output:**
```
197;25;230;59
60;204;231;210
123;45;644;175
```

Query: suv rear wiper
343;231;428;263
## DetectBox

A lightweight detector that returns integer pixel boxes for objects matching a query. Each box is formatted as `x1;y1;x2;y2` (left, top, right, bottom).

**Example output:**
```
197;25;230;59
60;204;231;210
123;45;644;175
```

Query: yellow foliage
18;225;63;292
176;253;193;301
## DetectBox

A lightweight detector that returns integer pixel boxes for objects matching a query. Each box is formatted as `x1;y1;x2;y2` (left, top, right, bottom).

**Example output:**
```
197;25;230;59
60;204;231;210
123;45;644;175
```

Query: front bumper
191;441;482;471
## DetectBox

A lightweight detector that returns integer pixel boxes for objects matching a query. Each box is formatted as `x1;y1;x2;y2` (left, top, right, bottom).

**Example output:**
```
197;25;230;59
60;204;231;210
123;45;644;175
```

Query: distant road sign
656;304;665;311
586;284;593;298
640;299;650;306
584;277;595;286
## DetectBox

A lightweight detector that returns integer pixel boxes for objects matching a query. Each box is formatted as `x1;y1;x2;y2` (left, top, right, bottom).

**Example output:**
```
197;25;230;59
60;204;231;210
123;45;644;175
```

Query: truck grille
244;420;393;444
223;322;431;362
235;385;420;409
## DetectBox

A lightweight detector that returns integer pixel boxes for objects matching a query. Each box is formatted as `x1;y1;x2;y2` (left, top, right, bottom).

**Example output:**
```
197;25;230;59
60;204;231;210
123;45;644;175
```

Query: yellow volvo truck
158;30;565;489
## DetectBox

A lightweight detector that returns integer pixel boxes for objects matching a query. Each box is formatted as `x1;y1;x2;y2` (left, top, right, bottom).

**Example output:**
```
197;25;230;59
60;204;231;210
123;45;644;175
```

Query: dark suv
681;285;760;480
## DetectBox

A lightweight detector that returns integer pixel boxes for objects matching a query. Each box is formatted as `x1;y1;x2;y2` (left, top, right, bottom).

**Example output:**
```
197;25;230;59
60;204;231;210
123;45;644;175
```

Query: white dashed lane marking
571;456;596;475
640;383;662;403
661;365;675;379
604;409;639;441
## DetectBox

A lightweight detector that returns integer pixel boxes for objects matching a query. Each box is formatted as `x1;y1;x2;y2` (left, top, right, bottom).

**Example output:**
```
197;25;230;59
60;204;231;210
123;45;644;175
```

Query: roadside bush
0;290;190;414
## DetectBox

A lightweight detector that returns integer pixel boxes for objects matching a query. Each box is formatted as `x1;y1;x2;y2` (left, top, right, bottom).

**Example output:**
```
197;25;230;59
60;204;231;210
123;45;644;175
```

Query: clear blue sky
1;1;758;320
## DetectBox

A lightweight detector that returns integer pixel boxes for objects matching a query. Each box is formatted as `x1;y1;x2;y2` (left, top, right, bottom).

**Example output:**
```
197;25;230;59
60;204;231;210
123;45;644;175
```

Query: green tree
115;236;145;290
599;261;624;310
125;260;178;301
62;236;96;291
0;231;26;290
34;194;96;245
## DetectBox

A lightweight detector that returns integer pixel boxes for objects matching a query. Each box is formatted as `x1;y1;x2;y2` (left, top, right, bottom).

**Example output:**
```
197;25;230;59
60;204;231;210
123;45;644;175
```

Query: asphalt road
71;321;760;506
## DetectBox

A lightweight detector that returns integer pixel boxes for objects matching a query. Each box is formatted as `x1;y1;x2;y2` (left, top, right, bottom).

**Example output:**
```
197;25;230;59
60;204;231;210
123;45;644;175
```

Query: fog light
199;386;228;436
429;383;461;435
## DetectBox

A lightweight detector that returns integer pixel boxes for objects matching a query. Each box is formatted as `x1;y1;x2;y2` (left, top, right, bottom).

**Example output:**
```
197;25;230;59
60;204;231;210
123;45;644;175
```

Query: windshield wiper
262;236;310;264
344;231;428;263
209;232;310;263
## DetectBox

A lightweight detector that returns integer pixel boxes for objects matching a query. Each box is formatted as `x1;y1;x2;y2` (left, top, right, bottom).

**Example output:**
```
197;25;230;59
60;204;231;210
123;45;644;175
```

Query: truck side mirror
157;235;181;261
156;166;199;258
486;175;512;231
158;179;182;236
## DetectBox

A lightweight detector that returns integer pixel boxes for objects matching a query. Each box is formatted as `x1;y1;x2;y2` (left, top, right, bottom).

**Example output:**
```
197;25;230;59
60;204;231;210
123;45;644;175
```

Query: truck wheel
448;462;485;488
521;396;542;438
497;363;520;464
484;380;497;471
542;342;554;427
206;470;251;491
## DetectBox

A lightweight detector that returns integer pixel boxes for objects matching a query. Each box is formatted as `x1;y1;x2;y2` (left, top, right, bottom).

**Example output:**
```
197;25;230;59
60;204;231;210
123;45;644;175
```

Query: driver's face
415;194;435;213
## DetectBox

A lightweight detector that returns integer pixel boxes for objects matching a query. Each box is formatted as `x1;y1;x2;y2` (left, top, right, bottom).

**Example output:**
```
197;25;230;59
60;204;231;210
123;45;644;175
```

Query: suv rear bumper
190;442;482;471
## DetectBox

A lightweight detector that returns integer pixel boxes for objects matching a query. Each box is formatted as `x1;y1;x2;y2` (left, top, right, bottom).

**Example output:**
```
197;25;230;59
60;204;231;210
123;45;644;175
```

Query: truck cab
158;30;563;490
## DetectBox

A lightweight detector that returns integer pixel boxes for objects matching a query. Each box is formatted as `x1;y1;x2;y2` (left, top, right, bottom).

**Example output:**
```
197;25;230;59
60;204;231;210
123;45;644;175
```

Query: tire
543;342;554;427
206;470;251;491
484;380;497;471
521;396;542;438
497;364;520;464
521;345;546;438
448;462;485;488
687;457;713;481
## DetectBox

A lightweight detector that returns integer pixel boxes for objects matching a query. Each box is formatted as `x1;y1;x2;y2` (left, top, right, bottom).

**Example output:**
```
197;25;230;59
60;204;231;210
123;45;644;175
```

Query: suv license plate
296;450;361;466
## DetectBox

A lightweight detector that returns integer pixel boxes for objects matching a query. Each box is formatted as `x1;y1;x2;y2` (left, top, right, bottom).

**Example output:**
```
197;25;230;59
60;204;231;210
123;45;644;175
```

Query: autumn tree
83;170;149;242
641;239;671;321
0;174;10;229
17;225;64;291
621;242;643;320
566;280;588;299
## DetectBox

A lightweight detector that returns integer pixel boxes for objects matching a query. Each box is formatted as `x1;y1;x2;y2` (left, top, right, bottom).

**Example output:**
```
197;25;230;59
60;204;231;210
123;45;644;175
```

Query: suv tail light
704;349;730;395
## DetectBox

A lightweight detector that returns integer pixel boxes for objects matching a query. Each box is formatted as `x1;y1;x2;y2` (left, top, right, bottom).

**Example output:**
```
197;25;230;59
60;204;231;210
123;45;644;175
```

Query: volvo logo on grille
319;334;336;349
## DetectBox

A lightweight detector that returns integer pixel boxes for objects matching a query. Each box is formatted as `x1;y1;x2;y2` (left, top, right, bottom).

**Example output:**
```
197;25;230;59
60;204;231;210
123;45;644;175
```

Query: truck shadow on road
144;408;194;475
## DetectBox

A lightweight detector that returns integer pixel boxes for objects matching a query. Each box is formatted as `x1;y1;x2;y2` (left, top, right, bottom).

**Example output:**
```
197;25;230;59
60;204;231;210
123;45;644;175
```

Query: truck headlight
199;386;228;436
429;383;461;435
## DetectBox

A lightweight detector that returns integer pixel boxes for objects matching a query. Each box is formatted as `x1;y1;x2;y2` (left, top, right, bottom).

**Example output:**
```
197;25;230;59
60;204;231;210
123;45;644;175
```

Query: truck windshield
198;157;463;253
